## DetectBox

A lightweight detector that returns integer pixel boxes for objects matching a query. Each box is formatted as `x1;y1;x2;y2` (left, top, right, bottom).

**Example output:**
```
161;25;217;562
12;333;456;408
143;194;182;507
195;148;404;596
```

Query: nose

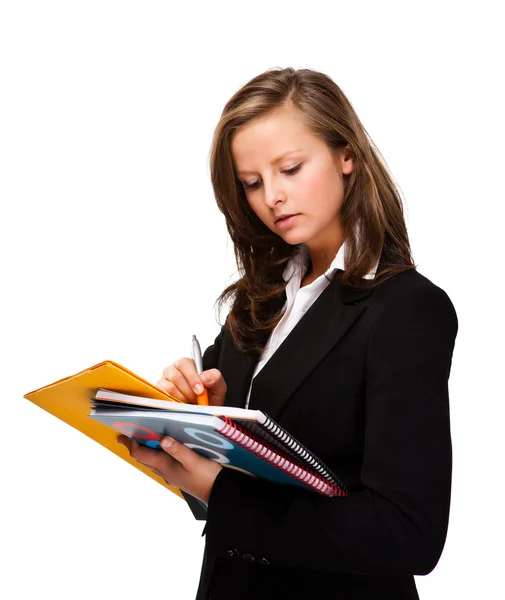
262;175;287;208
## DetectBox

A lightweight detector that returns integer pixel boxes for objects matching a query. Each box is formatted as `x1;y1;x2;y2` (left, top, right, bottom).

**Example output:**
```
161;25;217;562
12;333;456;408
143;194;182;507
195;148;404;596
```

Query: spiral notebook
89;407;348;498
94;387;347;492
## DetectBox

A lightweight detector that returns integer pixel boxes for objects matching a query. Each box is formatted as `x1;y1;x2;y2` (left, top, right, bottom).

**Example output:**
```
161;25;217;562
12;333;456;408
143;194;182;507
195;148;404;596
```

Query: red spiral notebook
89;405;349;499
94;386;348;492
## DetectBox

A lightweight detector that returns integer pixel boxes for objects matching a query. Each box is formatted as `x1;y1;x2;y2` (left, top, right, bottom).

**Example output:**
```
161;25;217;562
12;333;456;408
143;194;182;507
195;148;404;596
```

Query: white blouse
244;241;377;409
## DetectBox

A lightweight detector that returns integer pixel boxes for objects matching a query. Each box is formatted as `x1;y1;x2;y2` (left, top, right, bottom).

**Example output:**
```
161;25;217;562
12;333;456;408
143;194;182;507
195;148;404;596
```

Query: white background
1;2;503;598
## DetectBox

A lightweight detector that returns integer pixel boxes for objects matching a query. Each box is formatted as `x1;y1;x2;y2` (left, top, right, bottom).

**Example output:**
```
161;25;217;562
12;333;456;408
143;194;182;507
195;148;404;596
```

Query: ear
340;144;355;176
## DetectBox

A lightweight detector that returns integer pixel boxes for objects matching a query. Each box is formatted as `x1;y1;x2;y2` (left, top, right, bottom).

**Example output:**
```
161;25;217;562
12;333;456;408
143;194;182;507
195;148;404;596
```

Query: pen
191;334;209;406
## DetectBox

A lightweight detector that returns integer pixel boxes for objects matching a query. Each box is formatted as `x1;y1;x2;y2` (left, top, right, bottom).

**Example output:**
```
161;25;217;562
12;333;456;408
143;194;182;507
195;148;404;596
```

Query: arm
202;324;225;372
204;283;458;576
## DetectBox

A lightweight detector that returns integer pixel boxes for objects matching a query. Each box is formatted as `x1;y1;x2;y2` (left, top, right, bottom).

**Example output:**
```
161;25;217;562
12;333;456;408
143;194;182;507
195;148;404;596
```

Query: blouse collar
282;241;377;283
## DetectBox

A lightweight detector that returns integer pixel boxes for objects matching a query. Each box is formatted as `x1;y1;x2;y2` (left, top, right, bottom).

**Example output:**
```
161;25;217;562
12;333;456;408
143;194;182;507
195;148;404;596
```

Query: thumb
200;369;227;405
160;436;197;469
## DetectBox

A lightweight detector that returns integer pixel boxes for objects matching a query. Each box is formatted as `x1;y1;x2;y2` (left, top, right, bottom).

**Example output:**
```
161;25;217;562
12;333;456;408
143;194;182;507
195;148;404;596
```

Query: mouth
275;213;299;224
274;214;300;229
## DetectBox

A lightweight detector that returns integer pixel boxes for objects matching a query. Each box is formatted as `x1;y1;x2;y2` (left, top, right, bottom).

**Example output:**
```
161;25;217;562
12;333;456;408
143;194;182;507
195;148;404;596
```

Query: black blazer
195;268;458;600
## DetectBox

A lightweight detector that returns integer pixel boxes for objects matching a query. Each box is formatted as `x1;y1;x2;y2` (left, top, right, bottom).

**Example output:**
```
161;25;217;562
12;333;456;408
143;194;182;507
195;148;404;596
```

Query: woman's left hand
117;435;223;505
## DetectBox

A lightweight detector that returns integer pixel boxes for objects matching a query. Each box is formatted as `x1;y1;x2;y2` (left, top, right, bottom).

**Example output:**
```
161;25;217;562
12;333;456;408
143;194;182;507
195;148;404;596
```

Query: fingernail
161;437;173;449
201;374;210;383
194;383;204;394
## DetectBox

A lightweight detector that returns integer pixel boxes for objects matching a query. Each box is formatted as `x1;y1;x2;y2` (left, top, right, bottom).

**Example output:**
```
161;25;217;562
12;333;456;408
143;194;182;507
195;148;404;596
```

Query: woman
118;67;458;599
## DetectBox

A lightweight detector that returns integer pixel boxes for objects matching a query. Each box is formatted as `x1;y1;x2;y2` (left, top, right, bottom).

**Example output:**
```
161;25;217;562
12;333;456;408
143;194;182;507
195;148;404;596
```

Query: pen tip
192;334;196;340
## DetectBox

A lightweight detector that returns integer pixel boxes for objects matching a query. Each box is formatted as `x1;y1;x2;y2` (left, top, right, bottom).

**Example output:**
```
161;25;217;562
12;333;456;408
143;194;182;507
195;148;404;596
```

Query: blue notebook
93;387;348;493
89;407;347;514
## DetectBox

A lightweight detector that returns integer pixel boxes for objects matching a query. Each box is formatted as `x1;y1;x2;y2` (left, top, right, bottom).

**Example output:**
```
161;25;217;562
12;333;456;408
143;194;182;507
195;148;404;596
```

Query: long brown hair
209;67;417;355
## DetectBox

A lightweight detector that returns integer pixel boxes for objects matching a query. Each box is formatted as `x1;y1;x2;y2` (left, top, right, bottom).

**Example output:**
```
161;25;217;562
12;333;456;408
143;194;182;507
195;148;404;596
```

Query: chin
279;231;309;245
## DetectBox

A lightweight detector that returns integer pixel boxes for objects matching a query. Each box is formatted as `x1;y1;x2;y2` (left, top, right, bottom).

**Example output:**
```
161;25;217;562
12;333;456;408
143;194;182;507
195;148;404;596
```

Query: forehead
231;107;318;174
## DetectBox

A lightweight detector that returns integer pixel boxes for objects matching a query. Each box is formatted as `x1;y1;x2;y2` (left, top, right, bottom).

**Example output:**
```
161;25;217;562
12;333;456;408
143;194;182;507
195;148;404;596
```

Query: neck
304;240;344;280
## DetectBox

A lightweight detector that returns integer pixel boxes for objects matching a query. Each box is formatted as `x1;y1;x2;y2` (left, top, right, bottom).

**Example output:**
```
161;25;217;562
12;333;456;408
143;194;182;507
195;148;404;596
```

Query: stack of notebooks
24;360;349;520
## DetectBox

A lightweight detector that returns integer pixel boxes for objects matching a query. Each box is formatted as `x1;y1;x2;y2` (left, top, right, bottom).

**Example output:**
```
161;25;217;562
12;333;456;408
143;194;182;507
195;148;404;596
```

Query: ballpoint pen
191;334;209;406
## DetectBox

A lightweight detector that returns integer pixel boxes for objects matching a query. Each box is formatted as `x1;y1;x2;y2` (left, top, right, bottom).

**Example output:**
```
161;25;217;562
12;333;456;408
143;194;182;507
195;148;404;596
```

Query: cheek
297;172;327;206
247;192;270;218
246;197;269;224
302;170;343;212
246;197;260;216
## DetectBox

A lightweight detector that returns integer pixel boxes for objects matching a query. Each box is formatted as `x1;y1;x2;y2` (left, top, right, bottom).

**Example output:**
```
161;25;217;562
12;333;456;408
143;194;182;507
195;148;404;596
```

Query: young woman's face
231;105;354;250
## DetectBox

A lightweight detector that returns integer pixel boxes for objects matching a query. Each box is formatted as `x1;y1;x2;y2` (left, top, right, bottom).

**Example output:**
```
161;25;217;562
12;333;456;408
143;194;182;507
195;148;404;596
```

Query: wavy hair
209;67;417;355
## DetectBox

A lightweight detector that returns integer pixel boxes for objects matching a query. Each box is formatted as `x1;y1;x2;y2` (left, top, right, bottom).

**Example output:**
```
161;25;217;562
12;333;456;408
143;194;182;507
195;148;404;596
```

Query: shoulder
368;268;458;337
373;268;456;312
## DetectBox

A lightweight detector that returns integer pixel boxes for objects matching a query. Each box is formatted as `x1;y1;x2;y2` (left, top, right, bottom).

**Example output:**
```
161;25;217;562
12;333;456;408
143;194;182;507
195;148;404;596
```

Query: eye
242;164;302;191
284;164;302;176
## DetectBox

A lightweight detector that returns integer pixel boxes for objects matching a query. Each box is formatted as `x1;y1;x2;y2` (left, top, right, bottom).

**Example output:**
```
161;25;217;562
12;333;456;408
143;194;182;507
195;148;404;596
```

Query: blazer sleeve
202;324;226;372
203;283;458;576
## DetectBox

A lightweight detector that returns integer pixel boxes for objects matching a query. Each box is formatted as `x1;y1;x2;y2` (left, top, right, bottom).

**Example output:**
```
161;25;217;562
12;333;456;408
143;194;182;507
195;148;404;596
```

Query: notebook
94;387;347;491
89;408;346;499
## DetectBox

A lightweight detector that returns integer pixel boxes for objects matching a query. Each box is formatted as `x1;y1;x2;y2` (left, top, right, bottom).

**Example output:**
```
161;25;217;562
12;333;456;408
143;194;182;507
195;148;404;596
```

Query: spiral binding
218;416;349;497
235;416;349;493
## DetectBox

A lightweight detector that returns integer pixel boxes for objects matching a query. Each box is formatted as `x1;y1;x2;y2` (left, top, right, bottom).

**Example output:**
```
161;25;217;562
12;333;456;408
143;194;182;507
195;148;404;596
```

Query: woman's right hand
156;357;227;406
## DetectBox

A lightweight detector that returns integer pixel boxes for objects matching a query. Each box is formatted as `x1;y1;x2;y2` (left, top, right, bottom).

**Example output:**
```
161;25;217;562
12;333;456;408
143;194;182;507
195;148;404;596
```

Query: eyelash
242;164;302;191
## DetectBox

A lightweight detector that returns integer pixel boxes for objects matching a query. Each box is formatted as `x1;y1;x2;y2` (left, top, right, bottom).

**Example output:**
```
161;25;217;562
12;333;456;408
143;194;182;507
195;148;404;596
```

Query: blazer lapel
246;272;373;420
220;335;259;409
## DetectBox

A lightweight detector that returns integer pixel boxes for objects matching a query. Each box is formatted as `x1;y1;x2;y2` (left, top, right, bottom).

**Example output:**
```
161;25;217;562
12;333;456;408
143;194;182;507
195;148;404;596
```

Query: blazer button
258;557;271;565
227;548;240;558
242;553;255;562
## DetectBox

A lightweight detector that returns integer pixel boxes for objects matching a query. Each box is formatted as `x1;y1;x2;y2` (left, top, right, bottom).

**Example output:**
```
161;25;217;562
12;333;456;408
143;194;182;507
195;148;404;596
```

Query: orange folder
24;360;188;501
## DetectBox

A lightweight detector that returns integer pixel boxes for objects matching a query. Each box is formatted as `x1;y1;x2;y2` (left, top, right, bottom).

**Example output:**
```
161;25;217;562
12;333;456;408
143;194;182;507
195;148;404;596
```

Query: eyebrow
236;149;304;176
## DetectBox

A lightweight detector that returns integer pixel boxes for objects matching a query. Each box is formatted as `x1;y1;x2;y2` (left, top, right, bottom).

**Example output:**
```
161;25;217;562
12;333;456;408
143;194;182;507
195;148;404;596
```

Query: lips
274;214;300;230
275;213;298;223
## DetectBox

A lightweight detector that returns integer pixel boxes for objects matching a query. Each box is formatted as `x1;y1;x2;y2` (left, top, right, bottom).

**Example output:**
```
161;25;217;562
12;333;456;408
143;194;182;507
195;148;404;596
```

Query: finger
133;453;175;487
160;436;198;471
155;376;188;402
201;368;226;390
117;436;183;488
145;465;172;486
117;434;131;452
158;359;197;402
119;437;155;464
174;357;210;400
200;369;227;406
162;358;206;403
129;441;176;472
